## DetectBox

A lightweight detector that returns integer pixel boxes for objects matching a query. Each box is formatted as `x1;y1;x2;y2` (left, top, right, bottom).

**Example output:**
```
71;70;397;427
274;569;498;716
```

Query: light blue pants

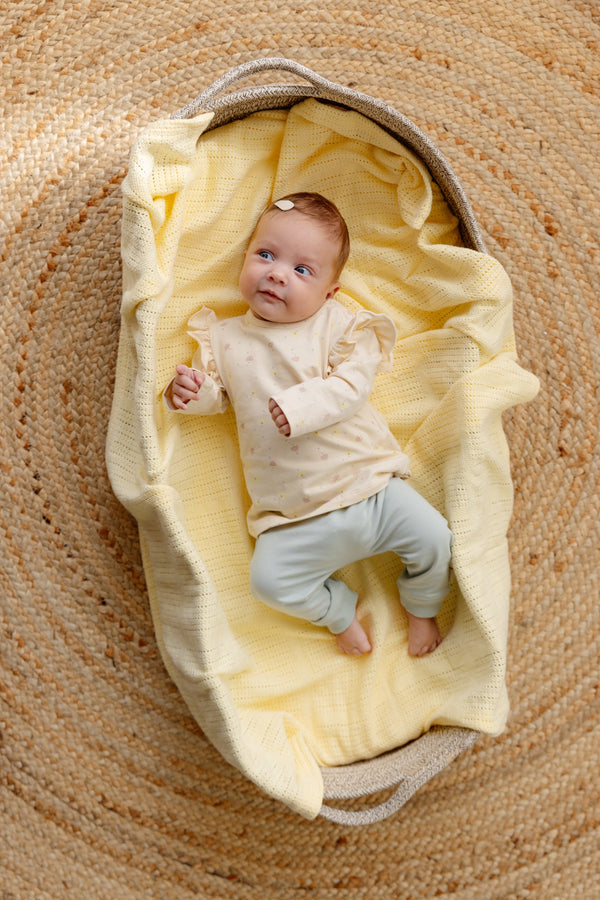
249;478;453;635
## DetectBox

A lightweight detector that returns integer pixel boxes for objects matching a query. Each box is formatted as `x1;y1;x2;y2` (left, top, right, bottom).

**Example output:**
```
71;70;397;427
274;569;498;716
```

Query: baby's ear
326;282;341;300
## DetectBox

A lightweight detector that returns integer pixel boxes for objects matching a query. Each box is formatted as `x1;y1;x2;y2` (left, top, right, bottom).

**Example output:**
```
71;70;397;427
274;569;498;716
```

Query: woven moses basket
107;58;539;824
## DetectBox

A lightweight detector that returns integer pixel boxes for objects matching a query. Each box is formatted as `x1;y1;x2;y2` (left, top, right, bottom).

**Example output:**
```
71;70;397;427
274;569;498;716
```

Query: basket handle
319;726;478;826
172;58;344;119
197;57;337;106
320;781;422;826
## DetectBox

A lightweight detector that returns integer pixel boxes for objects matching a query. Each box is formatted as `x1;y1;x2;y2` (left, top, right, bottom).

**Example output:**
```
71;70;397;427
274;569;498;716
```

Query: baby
165;192;453;657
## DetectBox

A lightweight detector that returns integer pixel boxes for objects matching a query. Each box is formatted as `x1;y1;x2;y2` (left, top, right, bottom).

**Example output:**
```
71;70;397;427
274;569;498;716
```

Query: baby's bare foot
335;614;372;656
407;613;442;657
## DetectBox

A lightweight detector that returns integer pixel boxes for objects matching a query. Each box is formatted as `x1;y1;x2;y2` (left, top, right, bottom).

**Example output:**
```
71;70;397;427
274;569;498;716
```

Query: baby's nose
268;265;287;283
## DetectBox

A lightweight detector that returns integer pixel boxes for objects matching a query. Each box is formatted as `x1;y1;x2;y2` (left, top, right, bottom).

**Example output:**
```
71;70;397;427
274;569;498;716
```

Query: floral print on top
170;298;410;537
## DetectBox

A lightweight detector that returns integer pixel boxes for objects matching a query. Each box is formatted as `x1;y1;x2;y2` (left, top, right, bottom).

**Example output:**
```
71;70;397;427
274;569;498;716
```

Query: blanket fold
107;99;539;818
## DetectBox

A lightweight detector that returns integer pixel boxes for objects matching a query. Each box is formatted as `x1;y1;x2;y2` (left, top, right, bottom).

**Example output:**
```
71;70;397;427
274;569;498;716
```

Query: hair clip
274;199;295;211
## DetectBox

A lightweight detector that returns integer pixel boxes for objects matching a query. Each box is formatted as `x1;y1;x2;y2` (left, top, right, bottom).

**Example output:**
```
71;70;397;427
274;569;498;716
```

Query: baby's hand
170;364;205;409
269;399;291;436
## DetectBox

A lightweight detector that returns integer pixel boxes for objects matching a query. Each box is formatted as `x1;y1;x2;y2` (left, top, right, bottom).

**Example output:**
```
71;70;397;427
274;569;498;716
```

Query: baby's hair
262;191;350;279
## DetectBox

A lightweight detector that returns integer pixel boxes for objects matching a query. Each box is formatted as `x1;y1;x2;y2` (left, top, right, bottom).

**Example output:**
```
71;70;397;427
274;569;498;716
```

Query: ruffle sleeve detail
186;307;222;385
328;309;397;375
160;306;229;415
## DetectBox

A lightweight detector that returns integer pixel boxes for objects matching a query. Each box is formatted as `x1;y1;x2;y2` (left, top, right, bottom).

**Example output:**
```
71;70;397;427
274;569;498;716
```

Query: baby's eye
258;250;274;261
295;265;311;276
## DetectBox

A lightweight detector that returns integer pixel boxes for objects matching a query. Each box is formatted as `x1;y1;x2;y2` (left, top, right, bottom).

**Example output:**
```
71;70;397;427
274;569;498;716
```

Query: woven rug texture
2;1;599;898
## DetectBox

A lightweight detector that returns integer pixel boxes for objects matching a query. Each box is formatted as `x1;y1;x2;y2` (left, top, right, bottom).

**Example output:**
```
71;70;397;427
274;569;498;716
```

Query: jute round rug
2;2;599;897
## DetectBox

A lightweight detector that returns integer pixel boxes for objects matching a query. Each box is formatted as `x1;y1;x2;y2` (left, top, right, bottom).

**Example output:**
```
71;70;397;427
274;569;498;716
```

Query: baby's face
239;210;341;324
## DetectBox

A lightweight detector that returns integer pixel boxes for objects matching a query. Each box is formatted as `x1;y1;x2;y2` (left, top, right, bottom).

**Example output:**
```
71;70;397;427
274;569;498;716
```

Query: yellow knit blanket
107;99;539;818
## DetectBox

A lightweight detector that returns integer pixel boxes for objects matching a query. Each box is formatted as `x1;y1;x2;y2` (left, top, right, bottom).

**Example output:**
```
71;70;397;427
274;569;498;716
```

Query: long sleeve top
167;298;410;537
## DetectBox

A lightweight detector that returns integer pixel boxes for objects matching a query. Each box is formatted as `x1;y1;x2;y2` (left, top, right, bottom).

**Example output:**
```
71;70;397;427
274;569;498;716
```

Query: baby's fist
170;365;205;409
269;398;291;436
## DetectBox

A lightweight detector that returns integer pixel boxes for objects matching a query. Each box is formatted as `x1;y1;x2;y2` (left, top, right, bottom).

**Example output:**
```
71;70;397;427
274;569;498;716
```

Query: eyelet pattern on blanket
107;92;538;819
